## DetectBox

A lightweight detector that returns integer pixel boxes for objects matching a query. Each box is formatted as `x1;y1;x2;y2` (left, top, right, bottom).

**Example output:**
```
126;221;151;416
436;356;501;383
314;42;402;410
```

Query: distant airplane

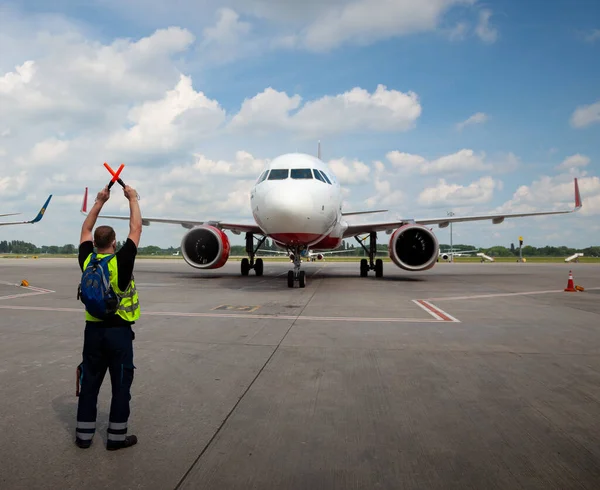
258;247;359;262
438;248;479;261
81;150;582;289
0;195;52;227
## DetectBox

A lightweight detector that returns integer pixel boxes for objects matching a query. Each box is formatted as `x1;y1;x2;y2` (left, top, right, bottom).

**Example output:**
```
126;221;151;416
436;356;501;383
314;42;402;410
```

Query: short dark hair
94;225;116;249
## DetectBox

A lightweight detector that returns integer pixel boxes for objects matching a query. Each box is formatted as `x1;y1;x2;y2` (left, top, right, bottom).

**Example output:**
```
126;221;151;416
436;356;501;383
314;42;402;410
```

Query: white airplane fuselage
250;153;346;251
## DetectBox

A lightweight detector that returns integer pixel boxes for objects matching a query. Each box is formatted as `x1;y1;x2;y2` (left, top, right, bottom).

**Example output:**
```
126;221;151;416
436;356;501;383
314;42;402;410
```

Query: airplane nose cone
264;187;314;222
258;185;327;245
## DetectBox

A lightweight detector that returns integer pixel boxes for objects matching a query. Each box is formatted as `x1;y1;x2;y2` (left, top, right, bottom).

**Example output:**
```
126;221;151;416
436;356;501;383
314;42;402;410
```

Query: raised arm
124;186;142;247
80;187;110;244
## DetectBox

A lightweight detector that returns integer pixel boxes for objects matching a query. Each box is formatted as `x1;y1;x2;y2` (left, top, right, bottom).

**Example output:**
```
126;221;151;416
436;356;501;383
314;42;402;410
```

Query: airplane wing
0;195;52;227
343;178;582;238
80;187;263;235
0;213;20;218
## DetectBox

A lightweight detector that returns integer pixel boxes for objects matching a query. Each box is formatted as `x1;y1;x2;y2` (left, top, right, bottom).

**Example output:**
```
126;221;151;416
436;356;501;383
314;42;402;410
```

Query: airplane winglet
29;195;52;223
574;178;582;210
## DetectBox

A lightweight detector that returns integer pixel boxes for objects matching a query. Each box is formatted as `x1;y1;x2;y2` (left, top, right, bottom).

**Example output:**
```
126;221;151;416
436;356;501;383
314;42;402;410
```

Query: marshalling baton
103;162;140;199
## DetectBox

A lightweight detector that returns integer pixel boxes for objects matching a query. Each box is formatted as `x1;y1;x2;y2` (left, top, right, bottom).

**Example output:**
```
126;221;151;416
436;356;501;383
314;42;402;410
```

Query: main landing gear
241;232;266;276
287;246;306;288
355;232;383;278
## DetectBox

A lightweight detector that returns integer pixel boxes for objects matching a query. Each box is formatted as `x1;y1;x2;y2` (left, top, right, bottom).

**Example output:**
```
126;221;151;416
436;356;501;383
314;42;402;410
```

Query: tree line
1;239;599;258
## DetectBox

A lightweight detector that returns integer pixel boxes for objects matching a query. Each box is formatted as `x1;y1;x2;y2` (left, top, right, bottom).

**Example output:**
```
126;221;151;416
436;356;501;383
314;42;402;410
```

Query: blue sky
1;0;599;249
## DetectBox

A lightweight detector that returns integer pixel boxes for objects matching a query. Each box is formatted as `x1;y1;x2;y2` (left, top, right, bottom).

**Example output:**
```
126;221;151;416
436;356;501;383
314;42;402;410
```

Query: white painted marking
0;304;446;323
0;282;55;301
412;300;461;323
427;286;600;302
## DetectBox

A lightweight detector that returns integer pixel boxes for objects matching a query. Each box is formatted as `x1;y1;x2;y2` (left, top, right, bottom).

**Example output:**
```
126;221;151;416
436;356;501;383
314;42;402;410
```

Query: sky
1;0;599;249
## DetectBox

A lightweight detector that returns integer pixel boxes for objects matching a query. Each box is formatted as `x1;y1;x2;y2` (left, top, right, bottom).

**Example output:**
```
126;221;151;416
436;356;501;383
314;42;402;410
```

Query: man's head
94;225;116;252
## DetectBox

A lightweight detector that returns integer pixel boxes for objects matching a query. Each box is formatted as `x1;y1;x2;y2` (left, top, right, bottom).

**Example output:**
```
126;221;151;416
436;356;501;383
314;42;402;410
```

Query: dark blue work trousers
76;322;135;444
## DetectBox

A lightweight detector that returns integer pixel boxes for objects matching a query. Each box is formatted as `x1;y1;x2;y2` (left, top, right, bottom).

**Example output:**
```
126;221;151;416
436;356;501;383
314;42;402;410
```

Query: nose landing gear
287;246;306;288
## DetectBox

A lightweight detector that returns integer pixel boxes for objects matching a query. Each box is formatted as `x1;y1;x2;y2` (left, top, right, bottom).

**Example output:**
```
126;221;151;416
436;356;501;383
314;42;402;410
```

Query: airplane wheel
241;258;250;276
299;271;306;288
287;270;294;288
255;258;264;276
360;259;368;277
375;259;383;278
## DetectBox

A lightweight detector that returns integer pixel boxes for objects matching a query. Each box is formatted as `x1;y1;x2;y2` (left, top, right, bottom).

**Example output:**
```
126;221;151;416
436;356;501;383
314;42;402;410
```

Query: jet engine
181;225;230;269
388;224;439;271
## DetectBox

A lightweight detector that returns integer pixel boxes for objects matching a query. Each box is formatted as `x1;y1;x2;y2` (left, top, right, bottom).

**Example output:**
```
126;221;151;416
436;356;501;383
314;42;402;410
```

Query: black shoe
106;435;137;451
75;438;92;449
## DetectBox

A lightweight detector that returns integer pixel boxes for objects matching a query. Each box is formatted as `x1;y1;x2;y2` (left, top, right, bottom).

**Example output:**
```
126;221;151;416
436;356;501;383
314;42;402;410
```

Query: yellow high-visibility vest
82;253;140;322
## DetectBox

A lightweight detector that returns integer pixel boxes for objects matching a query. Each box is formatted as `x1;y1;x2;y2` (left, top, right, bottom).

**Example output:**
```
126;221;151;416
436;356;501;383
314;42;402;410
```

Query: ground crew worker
75;184;142;450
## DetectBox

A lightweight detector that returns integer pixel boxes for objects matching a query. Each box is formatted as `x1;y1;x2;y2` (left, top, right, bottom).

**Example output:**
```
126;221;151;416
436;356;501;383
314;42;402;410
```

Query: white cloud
445;22;469;41
387;148;491;174
328;158;371;184
418;176;500;206
301;0;473;51
496;174;600;217
584;29;600;43
456;112;488;130
475;9;498;43
200;8;252;62
230;84;422;137
106;74;226;155
557;154;590;170
570;100;600;128
29;138;70;165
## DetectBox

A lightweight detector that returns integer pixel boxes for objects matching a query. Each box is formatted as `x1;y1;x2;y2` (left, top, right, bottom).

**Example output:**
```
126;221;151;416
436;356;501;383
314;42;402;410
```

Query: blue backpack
78;253;119;319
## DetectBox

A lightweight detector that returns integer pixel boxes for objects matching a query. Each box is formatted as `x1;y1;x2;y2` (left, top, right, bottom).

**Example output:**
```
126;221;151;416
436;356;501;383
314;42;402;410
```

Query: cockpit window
313;169;326;183
290;168;313;179
267;169;289;180
257;170;269;184
319;170;332;184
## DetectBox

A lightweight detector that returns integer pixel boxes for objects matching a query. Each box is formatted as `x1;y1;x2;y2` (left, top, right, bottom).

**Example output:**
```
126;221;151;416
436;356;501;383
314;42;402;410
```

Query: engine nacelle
388;224;439;271
316;253;324;261
181;225;230;269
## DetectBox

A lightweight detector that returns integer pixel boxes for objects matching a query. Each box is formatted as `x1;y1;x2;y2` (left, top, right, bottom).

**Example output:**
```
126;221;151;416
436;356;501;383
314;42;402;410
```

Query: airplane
81;152;582;288
0;195;53;227
438;248;479;261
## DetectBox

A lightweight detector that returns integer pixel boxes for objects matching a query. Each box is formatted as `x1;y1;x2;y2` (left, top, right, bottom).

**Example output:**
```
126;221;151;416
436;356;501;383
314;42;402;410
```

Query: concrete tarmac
1;257;600;489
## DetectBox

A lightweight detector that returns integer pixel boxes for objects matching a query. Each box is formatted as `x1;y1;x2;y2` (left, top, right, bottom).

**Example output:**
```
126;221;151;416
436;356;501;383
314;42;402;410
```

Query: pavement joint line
174;255;326;489
426;286;600;302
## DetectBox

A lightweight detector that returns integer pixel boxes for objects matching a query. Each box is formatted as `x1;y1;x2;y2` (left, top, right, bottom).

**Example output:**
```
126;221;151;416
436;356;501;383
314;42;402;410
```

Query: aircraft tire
241;258;250;276
375;259;383;278
255;258;264;276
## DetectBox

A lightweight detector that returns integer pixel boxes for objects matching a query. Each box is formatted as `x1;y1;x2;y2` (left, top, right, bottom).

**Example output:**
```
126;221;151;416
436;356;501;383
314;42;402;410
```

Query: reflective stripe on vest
83;253;140;322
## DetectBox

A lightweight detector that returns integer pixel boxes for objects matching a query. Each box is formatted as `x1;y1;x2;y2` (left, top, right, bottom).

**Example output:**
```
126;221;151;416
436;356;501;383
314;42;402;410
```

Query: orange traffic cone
564;270;577;292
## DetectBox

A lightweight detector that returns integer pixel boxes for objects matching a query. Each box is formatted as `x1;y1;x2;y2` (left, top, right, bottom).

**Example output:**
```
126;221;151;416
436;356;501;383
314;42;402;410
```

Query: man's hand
123;185;138;202
96;186;110;204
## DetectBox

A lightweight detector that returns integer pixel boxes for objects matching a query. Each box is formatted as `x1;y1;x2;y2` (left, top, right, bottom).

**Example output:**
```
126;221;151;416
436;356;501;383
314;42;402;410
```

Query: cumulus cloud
387;148;491;174
456;112;488;130
418;176;500;206
300;0;473;51
231;84;421;137
496;174;600;216
106;74;226;155
200;8;252;62
570;100;600;128
556;154;590;170
328;158;371;184
475;9;498;43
